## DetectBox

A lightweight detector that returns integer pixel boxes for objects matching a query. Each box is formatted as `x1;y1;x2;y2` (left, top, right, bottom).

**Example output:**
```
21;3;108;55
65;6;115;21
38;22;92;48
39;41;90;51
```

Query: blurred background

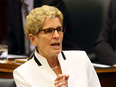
0;0;7;44
0;0;111;59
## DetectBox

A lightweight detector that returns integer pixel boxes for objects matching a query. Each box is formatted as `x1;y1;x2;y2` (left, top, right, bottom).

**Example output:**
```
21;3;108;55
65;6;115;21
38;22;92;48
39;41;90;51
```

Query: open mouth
51;43;60;46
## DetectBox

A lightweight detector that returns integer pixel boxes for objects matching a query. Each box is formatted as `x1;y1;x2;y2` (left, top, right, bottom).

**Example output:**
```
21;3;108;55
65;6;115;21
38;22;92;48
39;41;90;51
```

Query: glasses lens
57;26;62;33
43;26;65;35
45;28;54;34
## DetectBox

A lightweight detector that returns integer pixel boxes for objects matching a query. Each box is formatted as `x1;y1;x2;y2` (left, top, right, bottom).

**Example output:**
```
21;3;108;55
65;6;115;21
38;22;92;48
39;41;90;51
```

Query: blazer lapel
58;51;70;74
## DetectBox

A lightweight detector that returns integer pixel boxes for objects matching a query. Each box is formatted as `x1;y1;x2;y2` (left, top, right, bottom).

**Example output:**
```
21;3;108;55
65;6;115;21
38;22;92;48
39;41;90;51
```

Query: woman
13;5;101;87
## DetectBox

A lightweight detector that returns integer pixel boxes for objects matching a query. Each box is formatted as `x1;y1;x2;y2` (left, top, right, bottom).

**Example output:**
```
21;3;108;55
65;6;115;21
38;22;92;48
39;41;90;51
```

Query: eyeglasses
39;26;66;35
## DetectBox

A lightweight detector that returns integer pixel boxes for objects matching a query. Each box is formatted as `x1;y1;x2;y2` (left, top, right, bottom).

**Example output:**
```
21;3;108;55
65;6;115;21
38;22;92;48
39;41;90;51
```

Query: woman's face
35;17;63;58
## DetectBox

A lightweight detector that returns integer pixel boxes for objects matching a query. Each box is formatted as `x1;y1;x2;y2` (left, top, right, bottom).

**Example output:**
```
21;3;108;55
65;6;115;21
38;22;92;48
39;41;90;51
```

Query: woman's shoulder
61;50;91;68
63;50;90;62
61;50;89;60
13;58;35;73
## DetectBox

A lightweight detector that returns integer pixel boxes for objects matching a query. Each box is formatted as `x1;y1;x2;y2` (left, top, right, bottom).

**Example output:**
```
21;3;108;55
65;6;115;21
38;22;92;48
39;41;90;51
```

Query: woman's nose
53;30;60;38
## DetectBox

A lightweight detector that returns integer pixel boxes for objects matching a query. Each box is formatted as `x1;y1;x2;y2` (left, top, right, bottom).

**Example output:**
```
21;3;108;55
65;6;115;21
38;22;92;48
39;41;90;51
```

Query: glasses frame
39;26;66;35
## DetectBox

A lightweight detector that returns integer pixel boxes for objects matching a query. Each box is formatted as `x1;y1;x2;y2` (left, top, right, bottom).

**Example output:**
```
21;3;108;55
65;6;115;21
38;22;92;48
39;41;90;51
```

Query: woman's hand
54;74;69;87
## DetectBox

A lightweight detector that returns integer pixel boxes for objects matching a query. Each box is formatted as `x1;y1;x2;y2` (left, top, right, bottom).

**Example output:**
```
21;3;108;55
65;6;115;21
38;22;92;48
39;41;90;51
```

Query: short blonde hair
24;5;63;37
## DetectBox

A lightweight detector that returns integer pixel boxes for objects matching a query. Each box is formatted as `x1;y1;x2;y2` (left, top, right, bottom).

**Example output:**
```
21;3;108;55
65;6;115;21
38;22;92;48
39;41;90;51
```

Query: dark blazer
94;0;116;65
1;0;79;55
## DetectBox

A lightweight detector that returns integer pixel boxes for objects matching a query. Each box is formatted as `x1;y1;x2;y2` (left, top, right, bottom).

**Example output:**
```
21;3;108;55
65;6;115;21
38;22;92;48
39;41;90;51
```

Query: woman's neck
47;57;62;75
47;56;59;67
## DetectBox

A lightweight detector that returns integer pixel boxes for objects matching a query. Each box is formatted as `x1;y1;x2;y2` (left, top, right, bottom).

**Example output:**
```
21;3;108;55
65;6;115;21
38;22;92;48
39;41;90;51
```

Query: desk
0;60;116;87
96;68;116;87
0;59;21;78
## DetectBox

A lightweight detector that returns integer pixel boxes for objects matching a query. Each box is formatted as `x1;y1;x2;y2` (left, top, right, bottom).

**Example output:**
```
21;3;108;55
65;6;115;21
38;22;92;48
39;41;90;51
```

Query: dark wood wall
0;0;7;43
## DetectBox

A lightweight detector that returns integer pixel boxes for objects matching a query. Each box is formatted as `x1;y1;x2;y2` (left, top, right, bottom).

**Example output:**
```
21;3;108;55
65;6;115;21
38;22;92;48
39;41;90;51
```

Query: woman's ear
29;34;37;46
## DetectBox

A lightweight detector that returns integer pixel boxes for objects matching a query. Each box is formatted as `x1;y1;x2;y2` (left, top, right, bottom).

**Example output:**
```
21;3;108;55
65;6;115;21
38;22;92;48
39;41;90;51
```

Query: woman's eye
46;29;53;33
57;27;62;32
57;28;61;32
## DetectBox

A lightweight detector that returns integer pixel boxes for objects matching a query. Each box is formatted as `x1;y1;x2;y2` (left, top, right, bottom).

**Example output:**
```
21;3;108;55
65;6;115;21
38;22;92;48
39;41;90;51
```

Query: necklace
52;64;59;70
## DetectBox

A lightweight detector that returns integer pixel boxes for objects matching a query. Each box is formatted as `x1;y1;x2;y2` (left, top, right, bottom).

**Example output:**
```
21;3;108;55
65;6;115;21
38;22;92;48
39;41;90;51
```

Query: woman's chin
52;49;61;55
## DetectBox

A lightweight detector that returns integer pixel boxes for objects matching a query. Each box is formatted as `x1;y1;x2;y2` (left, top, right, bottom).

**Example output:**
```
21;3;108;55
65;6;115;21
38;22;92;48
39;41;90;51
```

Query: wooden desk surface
96;67;116;73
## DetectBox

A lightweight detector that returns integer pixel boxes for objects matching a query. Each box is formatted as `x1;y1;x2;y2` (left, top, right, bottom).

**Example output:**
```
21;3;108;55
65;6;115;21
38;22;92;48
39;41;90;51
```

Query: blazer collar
34;50;66;66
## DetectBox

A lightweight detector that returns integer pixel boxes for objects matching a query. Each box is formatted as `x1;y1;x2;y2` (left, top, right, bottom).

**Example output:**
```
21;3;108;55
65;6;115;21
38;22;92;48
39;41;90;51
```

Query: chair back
0;78;16;87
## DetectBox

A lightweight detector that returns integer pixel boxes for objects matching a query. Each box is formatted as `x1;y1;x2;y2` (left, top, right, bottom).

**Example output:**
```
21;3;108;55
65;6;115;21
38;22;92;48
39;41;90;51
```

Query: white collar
34;50;66;66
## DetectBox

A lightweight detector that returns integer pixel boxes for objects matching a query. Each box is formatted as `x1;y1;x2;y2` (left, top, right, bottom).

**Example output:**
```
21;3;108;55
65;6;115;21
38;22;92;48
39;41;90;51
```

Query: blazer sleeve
75;51;101;87
84;52;101;87
13;70;31;87
93;0;116;65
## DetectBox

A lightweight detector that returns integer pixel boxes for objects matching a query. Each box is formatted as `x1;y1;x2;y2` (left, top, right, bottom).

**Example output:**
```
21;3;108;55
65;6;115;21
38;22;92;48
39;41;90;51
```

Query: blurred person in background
94;0;116;67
